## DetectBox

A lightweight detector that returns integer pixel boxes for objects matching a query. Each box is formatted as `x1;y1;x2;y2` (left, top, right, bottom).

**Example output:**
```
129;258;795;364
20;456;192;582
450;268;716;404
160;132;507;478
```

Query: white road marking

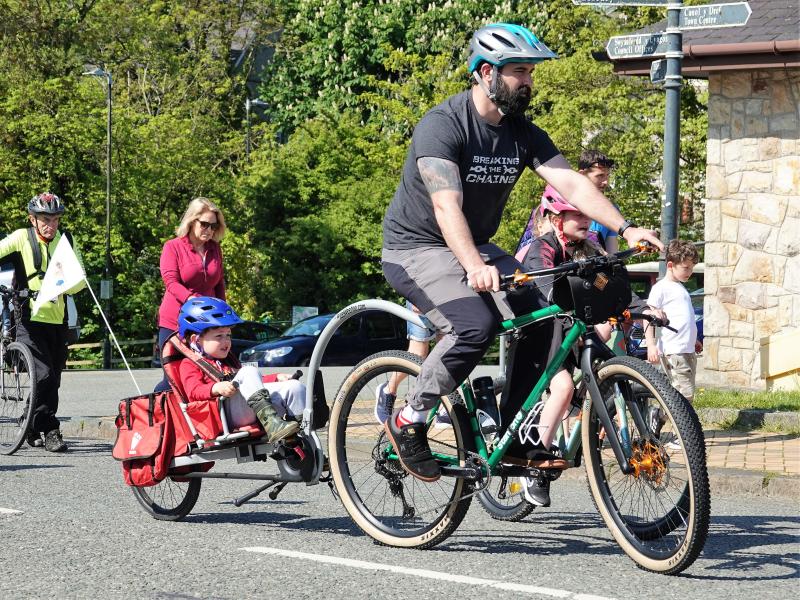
241;546;615;600
0;507;23;515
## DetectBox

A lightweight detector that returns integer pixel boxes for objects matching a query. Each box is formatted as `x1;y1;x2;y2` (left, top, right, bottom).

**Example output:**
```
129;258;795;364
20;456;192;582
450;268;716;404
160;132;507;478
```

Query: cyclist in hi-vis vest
0;193;86;451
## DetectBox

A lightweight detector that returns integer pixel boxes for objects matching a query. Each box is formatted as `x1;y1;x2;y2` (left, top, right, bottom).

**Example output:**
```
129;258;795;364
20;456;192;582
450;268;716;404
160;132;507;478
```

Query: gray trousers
382;243;549;413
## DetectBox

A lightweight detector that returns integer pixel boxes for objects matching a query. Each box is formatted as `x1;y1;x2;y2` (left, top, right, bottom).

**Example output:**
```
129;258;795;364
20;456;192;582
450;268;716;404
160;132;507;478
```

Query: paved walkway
705;429;800;476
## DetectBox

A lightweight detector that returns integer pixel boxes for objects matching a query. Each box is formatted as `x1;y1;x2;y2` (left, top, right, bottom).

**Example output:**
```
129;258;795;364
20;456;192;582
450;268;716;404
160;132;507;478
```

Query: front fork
579;344;641;475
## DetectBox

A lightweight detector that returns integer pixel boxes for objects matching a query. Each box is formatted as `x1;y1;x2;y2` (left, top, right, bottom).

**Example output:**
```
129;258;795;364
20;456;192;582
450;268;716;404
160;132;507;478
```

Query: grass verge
694;389;800;412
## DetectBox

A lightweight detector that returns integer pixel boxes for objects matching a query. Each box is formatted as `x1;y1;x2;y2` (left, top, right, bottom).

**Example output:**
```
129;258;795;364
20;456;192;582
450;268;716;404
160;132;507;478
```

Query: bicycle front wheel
581;356;710;575
0;342;37;455
329;351;473;549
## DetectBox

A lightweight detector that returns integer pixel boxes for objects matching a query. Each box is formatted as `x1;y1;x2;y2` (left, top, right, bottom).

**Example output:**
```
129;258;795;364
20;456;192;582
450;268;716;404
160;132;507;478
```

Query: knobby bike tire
329;351;473;549
477;477;535;521
581;356;710;575
0;342;38;455
132;477;202;521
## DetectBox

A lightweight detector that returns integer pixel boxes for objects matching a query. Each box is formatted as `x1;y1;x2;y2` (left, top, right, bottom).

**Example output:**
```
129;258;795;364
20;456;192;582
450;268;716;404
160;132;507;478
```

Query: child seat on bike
161;332;265;448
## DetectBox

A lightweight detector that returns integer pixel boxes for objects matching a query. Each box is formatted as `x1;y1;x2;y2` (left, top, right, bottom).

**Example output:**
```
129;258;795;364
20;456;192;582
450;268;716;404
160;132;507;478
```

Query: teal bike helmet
467;23;557;74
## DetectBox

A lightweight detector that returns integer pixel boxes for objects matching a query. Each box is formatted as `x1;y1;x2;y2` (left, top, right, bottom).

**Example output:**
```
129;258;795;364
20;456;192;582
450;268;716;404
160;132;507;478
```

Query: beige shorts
664;353;697;402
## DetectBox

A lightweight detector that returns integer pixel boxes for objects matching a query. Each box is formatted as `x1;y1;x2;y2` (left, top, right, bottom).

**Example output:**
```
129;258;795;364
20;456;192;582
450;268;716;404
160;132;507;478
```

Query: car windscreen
282;315;332;337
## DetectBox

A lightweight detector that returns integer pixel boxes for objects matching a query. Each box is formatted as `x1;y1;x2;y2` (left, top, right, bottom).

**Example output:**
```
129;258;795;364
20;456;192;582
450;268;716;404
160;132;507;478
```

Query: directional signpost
573;0;752;273
606;33;669;60
680;2;752;30
650;59;667;85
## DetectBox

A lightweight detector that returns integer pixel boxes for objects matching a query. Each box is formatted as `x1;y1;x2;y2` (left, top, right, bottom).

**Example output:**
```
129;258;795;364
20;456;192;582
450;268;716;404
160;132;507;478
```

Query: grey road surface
58;366;504;418
1;439;798;600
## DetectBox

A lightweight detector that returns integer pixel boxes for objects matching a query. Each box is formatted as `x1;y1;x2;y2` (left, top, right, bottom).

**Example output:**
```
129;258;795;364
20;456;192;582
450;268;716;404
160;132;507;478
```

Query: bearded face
493;75;532;116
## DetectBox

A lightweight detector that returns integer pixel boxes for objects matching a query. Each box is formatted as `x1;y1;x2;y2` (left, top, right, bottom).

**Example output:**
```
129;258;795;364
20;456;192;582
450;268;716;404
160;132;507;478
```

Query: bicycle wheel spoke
582;356;709;574
329;351;473;548
0;344;37;454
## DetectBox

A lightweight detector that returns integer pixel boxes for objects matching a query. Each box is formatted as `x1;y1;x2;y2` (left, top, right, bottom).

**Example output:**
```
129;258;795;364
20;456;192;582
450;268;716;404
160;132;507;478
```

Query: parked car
627;287;704;359
151;320;282;367
239;310;409;367
627;261;704;300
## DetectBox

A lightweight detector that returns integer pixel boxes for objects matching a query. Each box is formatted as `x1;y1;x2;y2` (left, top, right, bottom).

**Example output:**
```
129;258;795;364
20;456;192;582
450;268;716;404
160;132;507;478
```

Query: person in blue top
380;23;663;499
579;149;618;253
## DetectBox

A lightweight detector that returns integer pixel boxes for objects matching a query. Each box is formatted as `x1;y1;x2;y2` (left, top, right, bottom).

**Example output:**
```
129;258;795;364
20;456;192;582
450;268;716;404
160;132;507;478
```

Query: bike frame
431;305;637;476
315;297;641;481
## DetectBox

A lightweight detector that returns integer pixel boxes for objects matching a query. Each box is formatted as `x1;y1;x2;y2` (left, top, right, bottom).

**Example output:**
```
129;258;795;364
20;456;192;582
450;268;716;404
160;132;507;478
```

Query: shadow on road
684;514;800;582
181;509;364;537
0;463;73;472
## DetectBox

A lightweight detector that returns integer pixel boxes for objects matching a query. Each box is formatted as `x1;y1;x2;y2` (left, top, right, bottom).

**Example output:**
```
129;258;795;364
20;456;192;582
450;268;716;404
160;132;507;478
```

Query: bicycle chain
397;447;492;520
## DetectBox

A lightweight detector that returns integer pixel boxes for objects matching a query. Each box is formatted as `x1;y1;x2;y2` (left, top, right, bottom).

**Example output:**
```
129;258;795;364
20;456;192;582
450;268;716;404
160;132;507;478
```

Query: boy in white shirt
645;240;702;402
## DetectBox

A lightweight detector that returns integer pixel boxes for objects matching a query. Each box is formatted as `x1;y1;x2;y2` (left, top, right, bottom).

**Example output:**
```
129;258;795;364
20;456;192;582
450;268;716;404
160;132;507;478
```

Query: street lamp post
245;98;268;162
82;67;113;370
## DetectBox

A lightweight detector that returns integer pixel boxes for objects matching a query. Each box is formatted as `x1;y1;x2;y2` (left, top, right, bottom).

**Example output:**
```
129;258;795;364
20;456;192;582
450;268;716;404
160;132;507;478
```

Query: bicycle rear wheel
0;342;37;455
581;356;710;575
329;351;473;549
132;477;201;521
477;476;535;521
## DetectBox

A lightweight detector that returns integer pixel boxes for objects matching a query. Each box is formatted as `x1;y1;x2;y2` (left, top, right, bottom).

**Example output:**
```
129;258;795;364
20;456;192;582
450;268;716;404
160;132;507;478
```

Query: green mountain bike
328;247;710;575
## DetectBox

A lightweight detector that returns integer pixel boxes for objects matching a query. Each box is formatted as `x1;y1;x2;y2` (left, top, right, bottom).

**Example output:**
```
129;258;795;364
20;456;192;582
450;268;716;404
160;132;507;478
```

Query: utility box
760;330;800;391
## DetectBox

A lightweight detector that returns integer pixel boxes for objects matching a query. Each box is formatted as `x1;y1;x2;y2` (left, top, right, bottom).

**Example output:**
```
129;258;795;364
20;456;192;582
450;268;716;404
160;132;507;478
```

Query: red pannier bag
113;392;176;487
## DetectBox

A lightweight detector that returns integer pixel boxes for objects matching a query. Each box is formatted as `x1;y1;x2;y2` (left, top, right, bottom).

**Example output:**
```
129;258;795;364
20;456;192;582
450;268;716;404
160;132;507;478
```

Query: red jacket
158;236;226;330
178;358;279;403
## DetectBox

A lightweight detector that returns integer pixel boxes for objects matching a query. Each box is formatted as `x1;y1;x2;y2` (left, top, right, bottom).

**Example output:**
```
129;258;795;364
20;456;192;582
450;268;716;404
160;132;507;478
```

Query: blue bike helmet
178;296;243;339
467;23;557;73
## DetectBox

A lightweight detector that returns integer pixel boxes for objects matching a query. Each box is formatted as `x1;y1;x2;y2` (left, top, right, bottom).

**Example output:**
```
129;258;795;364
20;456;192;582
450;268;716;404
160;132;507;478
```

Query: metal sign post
575;0;751;274
660;3;683;274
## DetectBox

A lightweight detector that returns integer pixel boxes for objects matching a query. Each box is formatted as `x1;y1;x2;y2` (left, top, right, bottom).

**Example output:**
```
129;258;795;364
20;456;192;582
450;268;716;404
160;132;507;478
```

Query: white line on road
242;546;615;600
0;507;22;515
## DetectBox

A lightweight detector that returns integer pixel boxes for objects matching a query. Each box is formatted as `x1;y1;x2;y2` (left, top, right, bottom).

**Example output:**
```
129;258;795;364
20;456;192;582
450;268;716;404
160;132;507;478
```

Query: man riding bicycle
380;23;662;505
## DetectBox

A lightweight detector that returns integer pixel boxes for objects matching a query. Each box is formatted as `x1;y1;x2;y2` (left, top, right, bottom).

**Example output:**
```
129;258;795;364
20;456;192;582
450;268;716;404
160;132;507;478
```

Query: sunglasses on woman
197;220;219;231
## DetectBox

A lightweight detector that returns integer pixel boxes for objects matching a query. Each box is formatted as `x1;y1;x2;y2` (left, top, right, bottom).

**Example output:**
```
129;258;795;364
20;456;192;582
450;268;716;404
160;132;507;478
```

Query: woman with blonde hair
154;197;229;392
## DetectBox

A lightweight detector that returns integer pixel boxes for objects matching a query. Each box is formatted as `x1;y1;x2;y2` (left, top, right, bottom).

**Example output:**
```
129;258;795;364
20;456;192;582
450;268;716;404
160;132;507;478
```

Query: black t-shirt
383;90;560;250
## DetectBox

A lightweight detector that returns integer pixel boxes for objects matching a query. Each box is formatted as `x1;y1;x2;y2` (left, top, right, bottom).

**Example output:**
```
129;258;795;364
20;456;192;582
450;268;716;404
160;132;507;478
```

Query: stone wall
703;69;800;389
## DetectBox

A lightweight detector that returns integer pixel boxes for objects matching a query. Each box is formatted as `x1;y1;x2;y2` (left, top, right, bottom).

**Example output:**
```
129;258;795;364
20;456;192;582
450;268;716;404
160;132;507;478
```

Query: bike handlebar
625;311;678;333
0;285;30;299
500;243;656;290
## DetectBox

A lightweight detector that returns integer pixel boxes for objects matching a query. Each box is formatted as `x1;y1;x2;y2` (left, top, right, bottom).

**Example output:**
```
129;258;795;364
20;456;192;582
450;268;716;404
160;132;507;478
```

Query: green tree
0;0;280;354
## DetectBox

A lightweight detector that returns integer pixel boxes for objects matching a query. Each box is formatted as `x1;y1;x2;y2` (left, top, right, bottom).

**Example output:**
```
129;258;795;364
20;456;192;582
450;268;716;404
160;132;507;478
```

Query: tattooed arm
417;157;499;292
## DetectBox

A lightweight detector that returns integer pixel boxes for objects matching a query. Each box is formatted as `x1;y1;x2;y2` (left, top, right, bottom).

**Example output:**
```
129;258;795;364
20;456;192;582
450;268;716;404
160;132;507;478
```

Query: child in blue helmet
177;297;300;443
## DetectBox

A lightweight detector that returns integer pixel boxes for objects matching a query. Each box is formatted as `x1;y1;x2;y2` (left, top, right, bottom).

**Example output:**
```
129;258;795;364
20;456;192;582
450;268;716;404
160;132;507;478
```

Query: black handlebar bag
552;262;632;325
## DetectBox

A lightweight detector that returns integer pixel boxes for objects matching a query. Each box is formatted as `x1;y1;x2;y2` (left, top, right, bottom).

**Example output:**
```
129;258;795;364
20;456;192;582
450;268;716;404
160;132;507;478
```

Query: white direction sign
650;59;667;84
680;2;752;30
606;32;669;60
572;0;668;5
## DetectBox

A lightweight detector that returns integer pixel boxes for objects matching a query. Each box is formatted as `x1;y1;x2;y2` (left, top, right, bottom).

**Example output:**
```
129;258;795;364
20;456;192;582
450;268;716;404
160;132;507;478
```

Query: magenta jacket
158;236;226;330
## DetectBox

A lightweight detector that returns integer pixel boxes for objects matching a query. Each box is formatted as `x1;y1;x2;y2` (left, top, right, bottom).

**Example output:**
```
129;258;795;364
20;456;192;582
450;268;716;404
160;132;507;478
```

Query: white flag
32;235;86;313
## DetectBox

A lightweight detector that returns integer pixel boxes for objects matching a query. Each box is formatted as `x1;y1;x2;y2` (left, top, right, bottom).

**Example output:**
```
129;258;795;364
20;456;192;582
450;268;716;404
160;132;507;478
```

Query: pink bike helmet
540;185;579;214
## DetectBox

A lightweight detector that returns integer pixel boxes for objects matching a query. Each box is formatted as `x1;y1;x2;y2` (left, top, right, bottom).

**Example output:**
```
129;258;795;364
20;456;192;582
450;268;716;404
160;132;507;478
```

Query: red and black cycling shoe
384;408;441;482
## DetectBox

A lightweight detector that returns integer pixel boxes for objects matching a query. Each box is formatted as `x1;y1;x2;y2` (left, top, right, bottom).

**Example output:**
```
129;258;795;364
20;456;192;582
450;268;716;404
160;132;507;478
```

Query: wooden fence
67;337;156;368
